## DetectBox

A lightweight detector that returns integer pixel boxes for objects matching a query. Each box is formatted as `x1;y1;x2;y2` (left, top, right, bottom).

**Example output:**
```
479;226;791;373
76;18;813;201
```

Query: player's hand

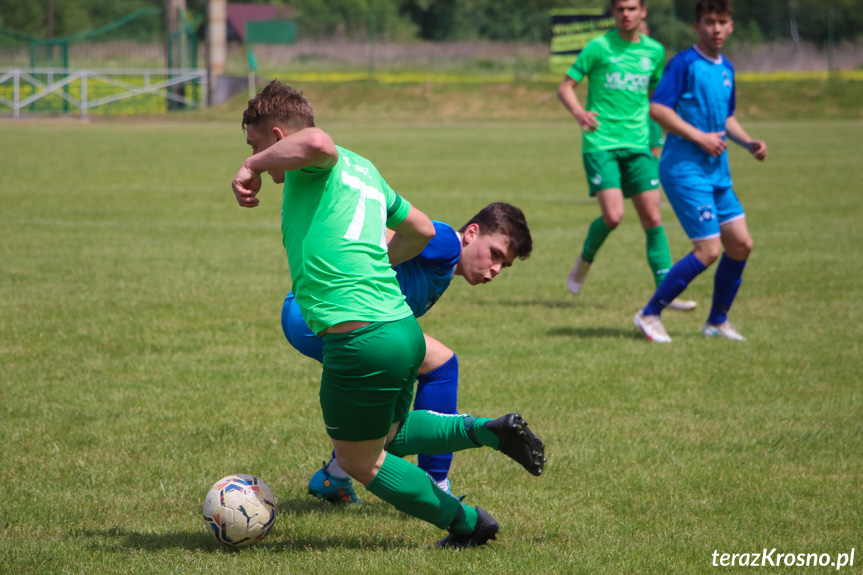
749;140;767;161
698;131;727;157
576;110;599;133
232;162;262;208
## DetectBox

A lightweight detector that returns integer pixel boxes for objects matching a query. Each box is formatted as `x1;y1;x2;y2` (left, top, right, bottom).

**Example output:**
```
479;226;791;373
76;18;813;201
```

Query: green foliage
0;0;45;37
290;0;418;41
673;0;862;43
0;0;859;45
51;0;91;36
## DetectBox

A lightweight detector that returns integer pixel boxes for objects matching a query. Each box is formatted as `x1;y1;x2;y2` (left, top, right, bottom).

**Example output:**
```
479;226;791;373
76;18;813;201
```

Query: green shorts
583;148;659;197
319;315;425;441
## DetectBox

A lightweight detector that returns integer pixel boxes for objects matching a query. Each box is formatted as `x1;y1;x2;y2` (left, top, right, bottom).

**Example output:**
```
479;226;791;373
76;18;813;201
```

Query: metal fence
0;7;205;117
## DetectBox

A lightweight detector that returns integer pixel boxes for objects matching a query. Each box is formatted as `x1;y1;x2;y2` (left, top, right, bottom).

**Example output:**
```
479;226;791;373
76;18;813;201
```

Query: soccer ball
202;474;277;547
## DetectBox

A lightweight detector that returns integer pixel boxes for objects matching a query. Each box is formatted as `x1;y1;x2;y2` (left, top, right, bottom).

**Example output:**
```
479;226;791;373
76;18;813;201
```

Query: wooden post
165;0;187;109
207;0;227;105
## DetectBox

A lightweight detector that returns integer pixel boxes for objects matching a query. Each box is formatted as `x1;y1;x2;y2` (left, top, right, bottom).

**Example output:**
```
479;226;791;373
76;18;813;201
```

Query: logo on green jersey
604;72;649;91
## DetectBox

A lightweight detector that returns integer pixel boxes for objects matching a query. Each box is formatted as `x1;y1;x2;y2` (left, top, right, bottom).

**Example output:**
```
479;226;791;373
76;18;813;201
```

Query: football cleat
307;461;362;505
565;255;591;294
435;507;499;549
484;414;546;476
634;310;672;343
666;297;698;311
702;321;746;341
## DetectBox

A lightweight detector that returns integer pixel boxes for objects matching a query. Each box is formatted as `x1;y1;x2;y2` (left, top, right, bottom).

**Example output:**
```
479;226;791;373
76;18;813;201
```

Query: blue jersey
282;221;462;362
395;220;461;317
652;46;736;189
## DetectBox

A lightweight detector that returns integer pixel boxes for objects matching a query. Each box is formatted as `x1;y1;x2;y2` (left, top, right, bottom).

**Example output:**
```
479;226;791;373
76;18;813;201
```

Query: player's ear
463;223;480;244
272;125;287;141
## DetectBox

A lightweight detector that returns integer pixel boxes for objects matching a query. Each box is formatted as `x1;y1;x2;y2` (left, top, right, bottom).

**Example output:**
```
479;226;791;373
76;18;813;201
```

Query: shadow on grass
275;496;398;519
86;526;418;553
473;299;582;309
84;498;418;553
547;325;643;340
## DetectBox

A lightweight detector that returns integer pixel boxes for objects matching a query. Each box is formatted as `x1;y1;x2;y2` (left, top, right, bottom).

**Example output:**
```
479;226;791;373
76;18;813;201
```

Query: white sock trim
327;456;349;479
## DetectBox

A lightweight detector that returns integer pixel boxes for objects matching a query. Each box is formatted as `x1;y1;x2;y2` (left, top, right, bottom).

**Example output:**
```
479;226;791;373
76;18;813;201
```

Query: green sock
449;501;479;534
365;452;476;532
645;225;673;287
387;410;485;457
582;216;614;262
463;416;499;450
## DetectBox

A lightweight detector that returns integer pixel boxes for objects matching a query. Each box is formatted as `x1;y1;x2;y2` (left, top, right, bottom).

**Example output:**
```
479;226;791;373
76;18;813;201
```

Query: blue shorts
662;179;745;241
281;292;324;363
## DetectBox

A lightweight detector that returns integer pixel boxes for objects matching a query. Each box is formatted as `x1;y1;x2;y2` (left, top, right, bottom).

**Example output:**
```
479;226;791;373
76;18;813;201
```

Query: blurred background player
557;0;696;311
283;203;533;504
634;0;767;343
233;80;545;548
639;20;666;159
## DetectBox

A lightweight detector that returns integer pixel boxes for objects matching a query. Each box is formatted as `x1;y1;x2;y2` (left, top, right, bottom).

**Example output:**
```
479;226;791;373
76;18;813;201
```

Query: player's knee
739;236;753;259
641;213;662;229
725;235;753;261
333;451;375;485
420;339;454;375
602;212;623;229
694;244;721;266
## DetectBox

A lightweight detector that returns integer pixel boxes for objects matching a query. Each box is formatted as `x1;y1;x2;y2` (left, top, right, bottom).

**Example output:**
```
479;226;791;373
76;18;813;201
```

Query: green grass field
1;111;861;574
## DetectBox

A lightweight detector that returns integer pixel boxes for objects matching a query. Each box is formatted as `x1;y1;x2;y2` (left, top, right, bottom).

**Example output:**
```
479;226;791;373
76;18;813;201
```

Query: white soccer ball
202;474;277;547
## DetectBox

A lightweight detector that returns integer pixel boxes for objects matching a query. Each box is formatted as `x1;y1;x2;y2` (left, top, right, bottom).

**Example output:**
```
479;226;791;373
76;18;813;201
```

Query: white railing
0;68;208;119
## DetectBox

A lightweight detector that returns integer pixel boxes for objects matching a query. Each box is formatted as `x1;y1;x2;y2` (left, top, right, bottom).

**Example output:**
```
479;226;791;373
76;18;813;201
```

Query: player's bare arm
725;116;767;161
250;126;338;173
231;165;263;208
232;127;338;208
650;102;726;158
387;206;436;266
557;77;599;132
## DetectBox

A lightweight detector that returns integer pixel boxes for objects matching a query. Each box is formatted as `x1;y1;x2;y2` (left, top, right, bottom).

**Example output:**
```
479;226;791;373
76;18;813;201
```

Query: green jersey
648;118;665;149
567;29;665;153
281;145;413;334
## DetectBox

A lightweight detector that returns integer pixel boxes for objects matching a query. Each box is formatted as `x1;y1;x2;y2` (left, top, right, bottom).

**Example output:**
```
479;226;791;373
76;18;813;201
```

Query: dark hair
459;202;533;260
695;0;732;22
611;0;646;8
242;80;315;132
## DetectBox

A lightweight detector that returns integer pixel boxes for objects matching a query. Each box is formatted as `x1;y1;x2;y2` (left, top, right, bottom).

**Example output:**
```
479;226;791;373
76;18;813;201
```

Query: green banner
549;9;615;75
246;21;297;45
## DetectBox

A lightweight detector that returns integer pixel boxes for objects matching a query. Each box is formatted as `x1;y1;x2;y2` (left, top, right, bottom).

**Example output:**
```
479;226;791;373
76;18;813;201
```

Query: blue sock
413;354;459;484
643;252;707;316
708;254;747;325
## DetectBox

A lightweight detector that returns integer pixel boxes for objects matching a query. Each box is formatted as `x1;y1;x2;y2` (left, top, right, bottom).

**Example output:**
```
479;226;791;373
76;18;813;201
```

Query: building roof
226;3;294;43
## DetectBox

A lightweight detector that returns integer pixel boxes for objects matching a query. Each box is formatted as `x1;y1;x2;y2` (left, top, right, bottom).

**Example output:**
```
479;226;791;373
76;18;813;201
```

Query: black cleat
435;508;499;549
485;413;546;476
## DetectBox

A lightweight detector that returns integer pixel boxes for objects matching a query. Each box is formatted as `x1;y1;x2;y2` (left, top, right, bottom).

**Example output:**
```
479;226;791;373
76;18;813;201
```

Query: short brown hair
459;202;533;260
242;80;315;133
611;0;646;8
695;0;732;22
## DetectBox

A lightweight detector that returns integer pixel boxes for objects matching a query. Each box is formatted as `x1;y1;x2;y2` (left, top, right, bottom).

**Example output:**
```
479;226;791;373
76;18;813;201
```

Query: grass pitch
1;116;861;574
